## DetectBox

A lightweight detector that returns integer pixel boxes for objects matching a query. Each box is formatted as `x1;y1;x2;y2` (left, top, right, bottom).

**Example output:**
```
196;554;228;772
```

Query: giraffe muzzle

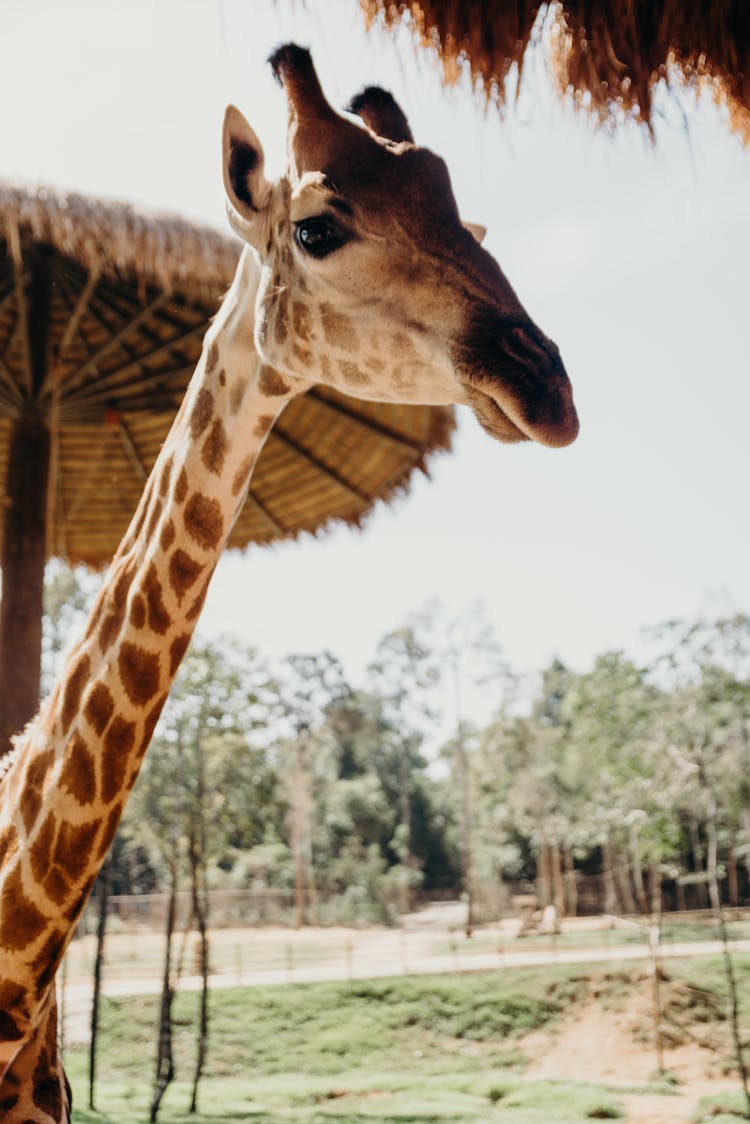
454;311;579;448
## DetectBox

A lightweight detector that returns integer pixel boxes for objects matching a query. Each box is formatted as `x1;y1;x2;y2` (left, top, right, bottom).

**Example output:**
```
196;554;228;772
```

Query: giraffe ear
222;105;271;237
463;221;487;245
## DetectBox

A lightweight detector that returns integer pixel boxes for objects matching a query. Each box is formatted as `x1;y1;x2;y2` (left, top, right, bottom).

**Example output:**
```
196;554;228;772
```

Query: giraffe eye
294;216;345;258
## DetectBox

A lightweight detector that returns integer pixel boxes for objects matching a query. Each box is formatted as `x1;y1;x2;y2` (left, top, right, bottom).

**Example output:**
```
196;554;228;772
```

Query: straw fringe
0;181;241;294
361;1;750;141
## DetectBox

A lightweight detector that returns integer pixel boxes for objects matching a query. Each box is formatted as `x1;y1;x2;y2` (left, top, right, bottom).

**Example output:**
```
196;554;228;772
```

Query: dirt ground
521;977;740;1123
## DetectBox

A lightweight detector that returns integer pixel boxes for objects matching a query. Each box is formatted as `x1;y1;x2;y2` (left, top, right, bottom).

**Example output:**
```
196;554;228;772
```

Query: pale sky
4;0;749;710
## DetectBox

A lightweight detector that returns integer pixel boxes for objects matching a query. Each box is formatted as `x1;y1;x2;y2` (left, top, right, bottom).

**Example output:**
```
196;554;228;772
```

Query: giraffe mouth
454;313;579;448
463;386;529;444
463;375;579;448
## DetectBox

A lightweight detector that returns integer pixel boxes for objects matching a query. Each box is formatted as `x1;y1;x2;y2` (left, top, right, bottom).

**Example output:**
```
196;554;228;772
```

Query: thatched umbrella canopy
0;182;453;748
361;1;750;141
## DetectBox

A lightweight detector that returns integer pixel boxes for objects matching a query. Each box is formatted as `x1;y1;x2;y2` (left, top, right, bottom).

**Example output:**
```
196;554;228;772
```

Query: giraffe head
222;44;578;448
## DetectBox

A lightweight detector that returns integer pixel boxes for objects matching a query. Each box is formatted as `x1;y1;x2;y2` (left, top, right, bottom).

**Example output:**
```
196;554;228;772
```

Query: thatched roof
0;181;240;295
0;181;454;564
361;0;750;141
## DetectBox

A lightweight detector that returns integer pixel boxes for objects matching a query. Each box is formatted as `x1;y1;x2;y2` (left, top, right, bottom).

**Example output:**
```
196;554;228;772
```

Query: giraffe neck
0;247;298;1122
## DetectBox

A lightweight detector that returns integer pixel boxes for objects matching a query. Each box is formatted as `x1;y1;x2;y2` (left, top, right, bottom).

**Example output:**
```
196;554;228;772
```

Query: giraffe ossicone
0;44;577;1122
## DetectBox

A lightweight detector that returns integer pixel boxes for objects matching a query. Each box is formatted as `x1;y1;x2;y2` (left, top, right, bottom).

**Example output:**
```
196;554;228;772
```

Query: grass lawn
67;967;628;1122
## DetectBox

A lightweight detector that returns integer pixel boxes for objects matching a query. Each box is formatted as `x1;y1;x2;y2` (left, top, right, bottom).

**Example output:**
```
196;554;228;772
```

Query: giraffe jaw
461;375;580;448
462;386;529;444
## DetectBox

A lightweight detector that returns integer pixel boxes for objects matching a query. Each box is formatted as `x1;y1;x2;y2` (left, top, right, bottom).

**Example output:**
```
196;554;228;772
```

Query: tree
123;636;277;1115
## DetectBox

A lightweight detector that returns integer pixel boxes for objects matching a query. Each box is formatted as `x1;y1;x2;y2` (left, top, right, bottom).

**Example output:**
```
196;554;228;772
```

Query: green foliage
67;968;617;1122
40;556;750;923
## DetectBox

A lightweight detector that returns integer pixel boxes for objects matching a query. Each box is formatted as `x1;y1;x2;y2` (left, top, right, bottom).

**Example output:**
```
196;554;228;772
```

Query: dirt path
521;988;738;1122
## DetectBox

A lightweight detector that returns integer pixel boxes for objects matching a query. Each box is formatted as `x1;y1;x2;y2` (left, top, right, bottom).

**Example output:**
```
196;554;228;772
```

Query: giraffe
0;44;578;1122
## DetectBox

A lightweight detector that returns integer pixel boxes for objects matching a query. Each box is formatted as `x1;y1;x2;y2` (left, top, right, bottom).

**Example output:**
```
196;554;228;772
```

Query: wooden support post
0;415;51;754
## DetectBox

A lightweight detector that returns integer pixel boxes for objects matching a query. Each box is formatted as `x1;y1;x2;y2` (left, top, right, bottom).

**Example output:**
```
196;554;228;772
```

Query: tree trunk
648;862;663;917
454;726;475;935
613;844;637;915
675;874;686;913
706;811;750;1117
742;808;750;889
188;814;209;1115
399;749;414;912
88;858;110;1111
0;415;50;755
536;833;551;908
563;847;578;918
291;732;317;926
629;826;649;914
689;817;709;909
551;839;566;919
602;838;620;915
728;844;739;908
150;858;178;1122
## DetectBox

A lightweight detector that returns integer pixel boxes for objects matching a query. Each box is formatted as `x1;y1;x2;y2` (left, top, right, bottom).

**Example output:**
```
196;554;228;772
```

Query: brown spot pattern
168;549;204;601
65;875;95;923
184;492;223;550
145;496;163;541
202;418;227;475
30;813;57;883
169;633;191;677
39;684;61;738
60;731;97;805
112;557;136;613
219;369;226;387
205;339;219;374
292;342;312;366
186;574;212;623
53;819;99;881
99;610;120;652
338;359;371;387
61;650;91;734
101;717;137;802
32;1044;63;1118
96;804;121;862
43;867;72;907
34;929;66;993
160;518;176;551
254;414;275;438
0;1006;23;1041
190;388;215;440
232;455;253;497
0;825;17;865
320;302;358;351
274;290;290;343
292;300;313;341
140;694;168;754
84;683;115;736
229;377;246;414
144;564;171;635
175;466;189;504
0;867;48;949
20;750;54;833
118;643;160;707
258;365;290;397
158;454;173;498
129;483;151;542
130;593;146;629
